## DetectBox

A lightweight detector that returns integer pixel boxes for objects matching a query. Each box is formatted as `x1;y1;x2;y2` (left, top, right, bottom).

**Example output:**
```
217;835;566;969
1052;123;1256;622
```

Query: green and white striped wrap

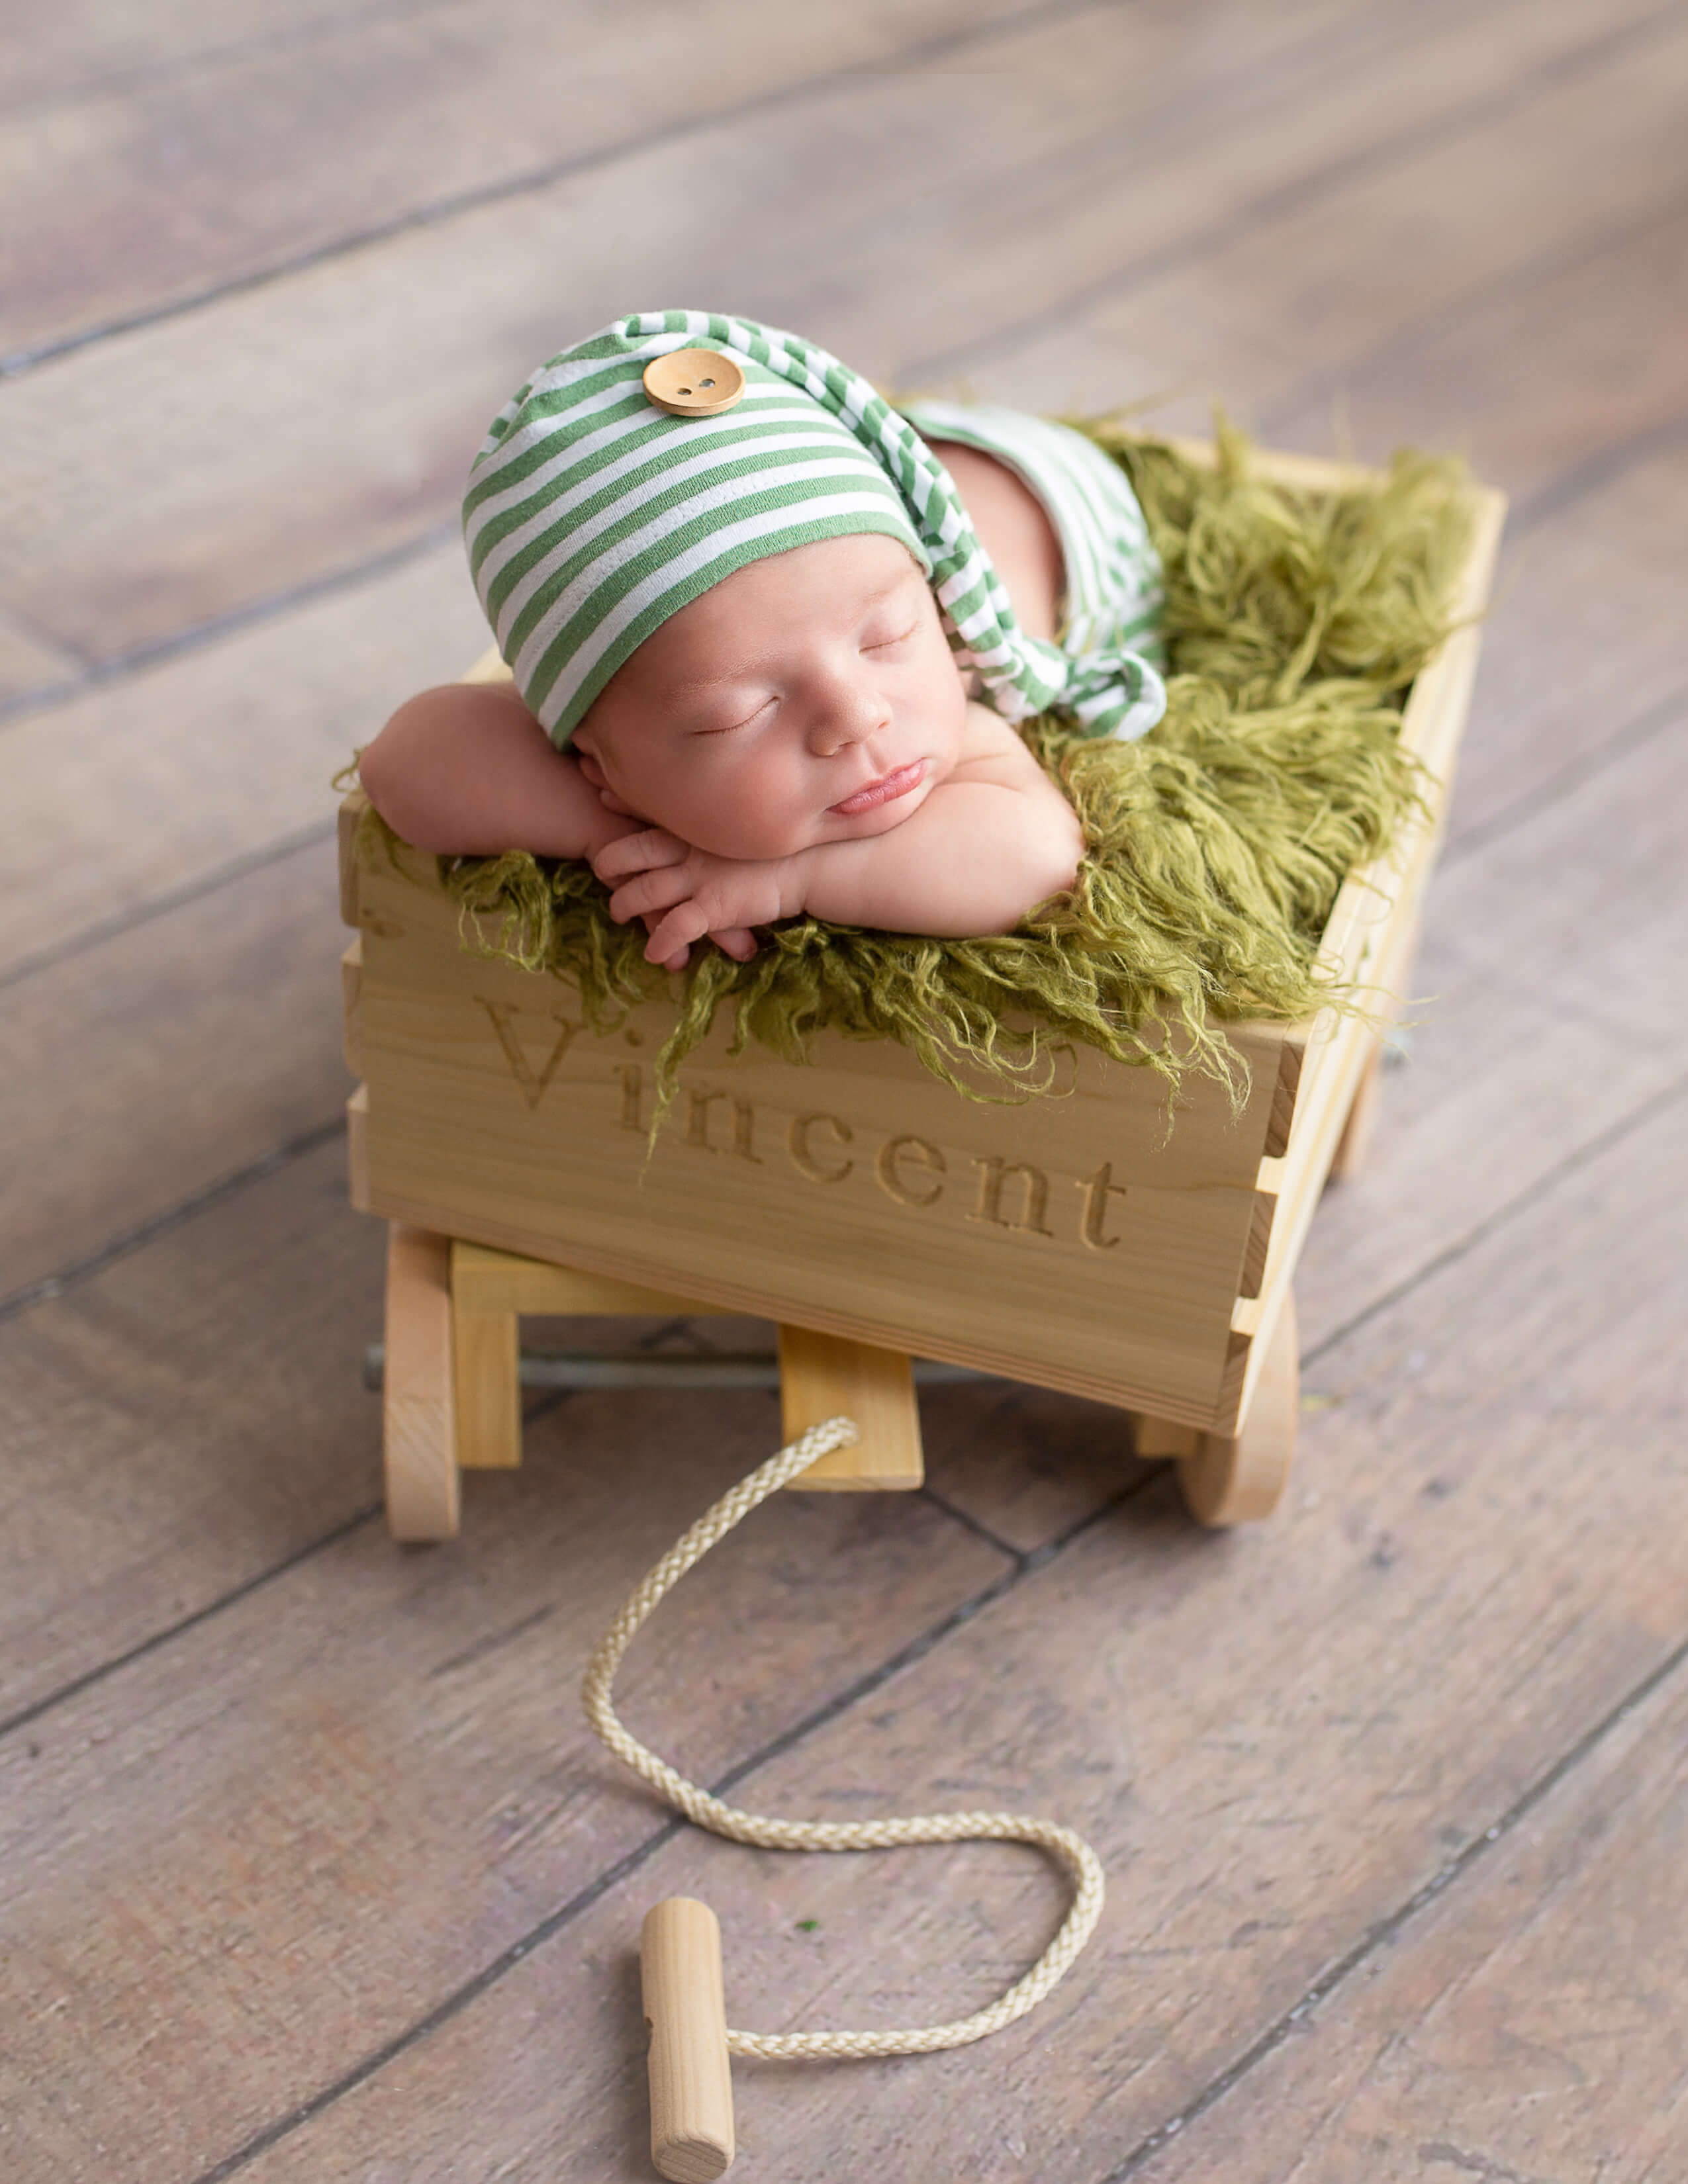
463;309;1167;747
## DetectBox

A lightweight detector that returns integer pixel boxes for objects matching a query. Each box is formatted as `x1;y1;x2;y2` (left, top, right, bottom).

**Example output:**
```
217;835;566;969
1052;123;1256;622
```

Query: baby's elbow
1019;806;1084;917
357;707;445;850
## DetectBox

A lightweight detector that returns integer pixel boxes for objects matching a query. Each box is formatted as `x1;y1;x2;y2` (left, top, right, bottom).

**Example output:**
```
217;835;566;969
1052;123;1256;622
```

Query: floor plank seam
917;1475;1033;1563
0;1114;348;1330
0;0;1098;381
1505;406;1688;538
1256;181;1688;449
1440;681;1688;872
9;273;1678;753
0;1501;381;1744
179;1484;1140;2184
0;819;340;995
1098;1615;1688;2182
902;0;1687;385
1303;1072;1688;1376
0;518;459;735
0;0;435;124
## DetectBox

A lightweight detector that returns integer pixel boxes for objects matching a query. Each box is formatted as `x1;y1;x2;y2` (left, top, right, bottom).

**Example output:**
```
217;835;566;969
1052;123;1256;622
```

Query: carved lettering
731;1097;762;1164
1077;1161;1129;1250
686;1086;729;1150
615;1062;645;1134
969;1155;1053;1237
788;1111;854;1184
477;997;581;1111
874;1133;945;1208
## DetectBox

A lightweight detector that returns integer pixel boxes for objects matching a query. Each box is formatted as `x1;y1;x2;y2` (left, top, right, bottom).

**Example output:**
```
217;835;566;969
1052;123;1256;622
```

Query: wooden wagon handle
641;1897;735;2181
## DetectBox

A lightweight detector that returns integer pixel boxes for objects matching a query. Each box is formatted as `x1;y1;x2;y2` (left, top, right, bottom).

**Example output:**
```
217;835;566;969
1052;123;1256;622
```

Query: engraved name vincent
475;997;1136;1252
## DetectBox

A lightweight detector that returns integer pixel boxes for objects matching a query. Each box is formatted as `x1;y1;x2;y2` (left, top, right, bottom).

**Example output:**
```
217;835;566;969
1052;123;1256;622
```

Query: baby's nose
807;682;886;756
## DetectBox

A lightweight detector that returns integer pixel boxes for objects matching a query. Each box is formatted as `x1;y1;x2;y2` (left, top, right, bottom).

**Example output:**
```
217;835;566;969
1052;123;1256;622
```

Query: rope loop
581;1416;1105;2061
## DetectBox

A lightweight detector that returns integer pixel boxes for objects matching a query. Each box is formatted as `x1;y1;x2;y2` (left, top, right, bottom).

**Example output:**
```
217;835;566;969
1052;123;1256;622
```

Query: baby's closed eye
694;694;775;737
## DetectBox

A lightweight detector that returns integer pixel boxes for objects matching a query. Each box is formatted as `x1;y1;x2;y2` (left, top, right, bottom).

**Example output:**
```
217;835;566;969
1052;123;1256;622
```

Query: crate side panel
354;885;1268;1422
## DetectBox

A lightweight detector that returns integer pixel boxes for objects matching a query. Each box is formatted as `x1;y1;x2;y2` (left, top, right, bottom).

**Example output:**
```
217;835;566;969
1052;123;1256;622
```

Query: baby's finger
712;927;759;962
607;866;692;923
594;828;686;882
644;901;712;964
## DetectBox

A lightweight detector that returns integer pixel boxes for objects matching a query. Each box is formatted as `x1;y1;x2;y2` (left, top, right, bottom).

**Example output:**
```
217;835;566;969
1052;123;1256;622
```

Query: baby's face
571;533;968;861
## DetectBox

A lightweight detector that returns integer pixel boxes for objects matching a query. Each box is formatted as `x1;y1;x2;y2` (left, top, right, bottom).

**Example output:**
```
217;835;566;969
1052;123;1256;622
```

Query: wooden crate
340;446;1504;1512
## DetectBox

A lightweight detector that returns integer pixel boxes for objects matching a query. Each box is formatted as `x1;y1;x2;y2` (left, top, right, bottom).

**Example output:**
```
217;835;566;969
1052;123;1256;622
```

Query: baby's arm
597;705;1082;963
358;680;636;861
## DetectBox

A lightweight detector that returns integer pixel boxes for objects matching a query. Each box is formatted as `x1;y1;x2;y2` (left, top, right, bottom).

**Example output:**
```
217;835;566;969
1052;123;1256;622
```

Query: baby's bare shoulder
949;699;1056;786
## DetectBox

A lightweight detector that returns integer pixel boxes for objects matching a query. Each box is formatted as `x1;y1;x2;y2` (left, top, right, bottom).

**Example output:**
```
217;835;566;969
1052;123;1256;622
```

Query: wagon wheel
1177;1289;1298;1527
382;1222;462;1541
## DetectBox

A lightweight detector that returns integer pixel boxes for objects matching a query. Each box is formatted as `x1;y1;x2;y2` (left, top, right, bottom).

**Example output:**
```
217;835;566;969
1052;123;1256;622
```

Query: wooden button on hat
641;348;746;417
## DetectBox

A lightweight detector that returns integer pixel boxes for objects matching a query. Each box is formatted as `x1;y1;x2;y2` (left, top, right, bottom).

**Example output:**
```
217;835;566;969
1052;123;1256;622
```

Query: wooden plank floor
2;4;1683;2177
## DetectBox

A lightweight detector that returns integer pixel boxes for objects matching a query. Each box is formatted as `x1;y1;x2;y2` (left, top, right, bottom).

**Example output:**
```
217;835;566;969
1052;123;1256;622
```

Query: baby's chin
680;790;931;862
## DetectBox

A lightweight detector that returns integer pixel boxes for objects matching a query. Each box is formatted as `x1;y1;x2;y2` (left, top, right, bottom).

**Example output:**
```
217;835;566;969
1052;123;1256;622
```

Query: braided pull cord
581;1417;1106;2062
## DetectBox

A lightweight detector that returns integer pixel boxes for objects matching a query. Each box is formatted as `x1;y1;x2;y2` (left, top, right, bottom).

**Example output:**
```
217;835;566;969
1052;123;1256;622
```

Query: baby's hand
593;830;796;970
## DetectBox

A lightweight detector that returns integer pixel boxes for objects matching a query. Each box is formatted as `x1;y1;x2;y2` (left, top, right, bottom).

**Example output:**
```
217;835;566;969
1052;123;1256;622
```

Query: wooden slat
0;0;1655;668
382;1221;459;1535
1139;1650;1688;2175
0;834;349;1302
1236;1188;1276;1300
961;7;1688;428
351;846;1280;1429
338;934;363;1078
188;1082;1688;2181
0;542;481;981
777;1325;925;1492
447;1297;518;1474
921;1376;1154;1555
0;1138;384;1719
1445;439;1688;848
0;0;1058;359
0;608;78;708
1294;707;1688;1351
345;1083;369;1213
449;1240;706;1322
1;1;359;110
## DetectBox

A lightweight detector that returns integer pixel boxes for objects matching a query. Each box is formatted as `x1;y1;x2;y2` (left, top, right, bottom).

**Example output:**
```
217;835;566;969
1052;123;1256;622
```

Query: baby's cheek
614;751;785;861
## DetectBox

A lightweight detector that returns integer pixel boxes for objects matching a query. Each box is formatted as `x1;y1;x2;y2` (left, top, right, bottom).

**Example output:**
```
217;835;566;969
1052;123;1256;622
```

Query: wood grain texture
5;0;1675;995
778;1324;925;1491
0;1138;383;1720
964;6;1688;424
1137;1645;1688;2179
349;843;1280;1428
0;538;484;978
0;834;349;1301
2;0;1059;357
205;1090;1687;2184
0;608;80;708
1452;440;1688;849
0;0;1637;665
641;1897;735;2184
4;0;1677;995
383;1219;461;1535
6;7;1685;2177
0;1385;1009;2181
1295;715;1688;1355
0;0;409;112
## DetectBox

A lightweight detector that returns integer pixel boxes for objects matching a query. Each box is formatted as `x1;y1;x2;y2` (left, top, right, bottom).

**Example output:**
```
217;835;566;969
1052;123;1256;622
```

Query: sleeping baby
358;311;1170;970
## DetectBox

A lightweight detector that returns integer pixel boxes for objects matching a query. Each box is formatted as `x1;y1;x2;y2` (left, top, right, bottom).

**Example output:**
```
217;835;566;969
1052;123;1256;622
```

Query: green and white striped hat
463;309;1164;746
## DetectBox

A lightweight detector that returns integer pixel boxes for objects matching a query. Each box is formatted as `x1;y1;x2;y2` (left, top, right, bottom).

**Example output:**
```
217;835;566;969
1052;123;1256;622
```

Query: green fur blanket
363;420;1473;1107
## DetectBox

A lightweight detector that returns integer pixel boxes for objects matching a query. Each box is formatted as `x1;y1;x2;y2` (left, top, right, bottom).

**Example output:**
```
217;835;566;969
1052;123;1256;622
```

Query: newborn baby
359;312;1168;969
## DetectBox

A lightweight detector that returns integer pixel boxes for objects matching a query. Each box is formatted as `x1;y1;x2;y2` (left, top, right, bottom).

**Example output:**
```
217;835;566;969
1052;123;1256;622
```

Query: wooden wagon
338;445;1505;1541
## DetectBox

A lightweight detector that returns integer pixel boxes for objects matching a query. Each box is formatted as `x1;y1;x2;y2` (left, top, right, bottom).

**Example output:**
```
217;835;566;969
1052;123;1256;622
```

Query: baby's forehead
624;533;931;694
